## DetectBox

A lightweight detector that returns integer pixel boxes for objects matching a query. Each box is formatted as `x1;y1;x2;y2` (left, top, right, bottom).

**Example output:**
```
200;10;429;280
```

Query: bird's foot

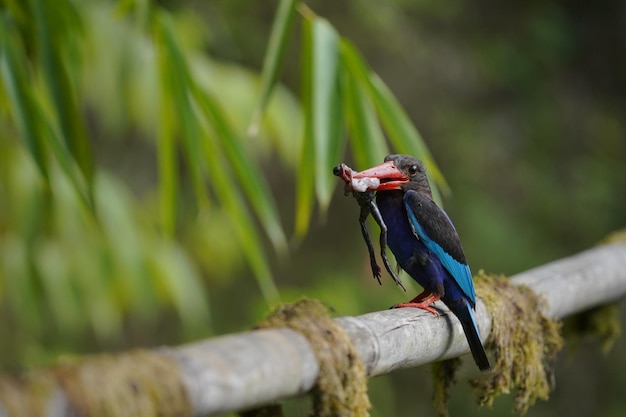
391;293;441;317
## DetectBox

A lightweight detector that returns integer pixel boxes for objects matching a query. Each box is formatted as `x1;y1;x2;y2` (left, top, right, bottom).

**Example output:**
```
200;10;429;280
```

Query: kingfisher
351;154;490;371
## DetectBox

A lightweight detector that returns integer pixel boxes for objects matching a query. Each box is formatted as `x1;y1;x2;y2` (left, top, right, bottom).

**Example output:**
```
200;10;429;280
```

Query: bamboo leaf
310;18;341;212
199;120;280;302
248;0;298;137
46;161;121;340
96;174;159;319
35;241;82;334
192;86;288;254
324;54;345;210
154;13;209;212
149;242;210;335
72;250;121;341
39;107;92;210
155;78;178;237
0;15;48;180
340;40;449;198
154;50;179;237
32;0;94;186
154;12;280;299
294;18;315;238
368;73;449;194
295;15;343;234
341;56;389;168
1;14;92;210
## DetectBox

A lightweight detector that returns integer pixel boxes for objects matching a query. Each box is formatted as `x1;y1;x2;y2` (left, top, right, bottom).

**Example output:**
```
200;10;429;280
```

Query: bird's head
352;154;432;196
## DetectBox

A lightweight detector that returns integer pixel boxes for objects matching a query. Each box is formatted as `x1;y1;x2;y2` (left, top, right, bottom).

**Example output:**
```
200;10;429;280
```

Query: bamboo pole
1;243;625;417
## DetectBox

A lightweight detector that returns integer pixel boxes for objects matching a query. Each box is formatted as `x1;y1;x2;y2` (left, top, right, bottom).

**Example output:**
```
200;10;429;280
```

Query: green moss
563;228;626;354
564;303;621;354
600;228;626;245
470;272;563;415
0;349;191;417
431;358;461;417
247;298;370;417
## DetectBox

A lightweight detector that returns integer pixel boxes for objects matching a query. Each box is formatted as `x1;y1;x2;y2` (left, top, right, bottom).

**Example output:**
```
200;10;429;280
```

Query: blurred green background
1;0;625;416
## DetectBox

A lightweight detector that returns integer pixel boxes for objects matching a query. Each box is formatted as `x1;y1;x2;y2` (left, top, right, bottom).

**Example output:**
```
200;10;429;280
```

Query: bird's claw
390;302;440;317
390;292;442;316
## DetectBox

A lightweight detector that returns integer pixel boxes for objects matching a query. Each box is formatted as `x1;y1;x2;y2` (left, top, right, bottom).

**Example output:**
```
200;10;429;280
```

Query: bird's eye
408;165;418;175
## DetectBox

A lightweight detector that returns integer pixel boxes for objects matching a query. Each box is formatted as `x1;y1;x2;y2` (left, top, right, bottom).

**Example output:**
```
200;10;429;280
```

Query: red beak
353;160;409;191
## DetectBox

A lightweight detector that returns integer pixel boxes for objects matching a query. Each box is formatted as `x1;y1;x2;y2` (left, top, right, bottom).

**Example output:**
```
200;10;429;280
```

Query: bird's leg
369;200;407;292
408;289;431;303
358;203;382;285
392;292;441;316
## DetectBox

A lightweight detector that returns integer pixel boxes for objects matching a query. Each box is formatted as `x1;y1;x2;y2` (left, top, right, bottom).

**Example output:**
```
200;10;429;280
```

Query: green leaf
96;174;159;319
340;40;449;199
310;18;341;212
324;53;345;212
192;86;288;254
369;73;449;193
294;18;315;237
153;11;280;300
155;78;179;237
32;0;94;187
296;16;343;236
72;250;121;341
148;242;210;336
248;0;298;137
46;161;121;341
154;13;209;212
199;119;280;302
0;15;48;180
35;241;82;334
341;55;389;168
39;108;92;211
0;14;91;210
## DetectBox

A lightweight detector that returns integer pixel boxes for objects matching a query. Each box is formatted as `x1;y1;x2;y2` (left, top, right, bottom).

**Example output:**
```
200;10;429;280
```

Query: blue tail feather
450;300;490;371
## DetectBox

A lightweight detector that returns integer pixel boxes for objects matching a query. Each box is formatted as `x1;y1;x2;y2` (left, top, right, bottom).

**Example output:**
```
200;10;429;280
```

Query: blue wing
403;190;476;304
